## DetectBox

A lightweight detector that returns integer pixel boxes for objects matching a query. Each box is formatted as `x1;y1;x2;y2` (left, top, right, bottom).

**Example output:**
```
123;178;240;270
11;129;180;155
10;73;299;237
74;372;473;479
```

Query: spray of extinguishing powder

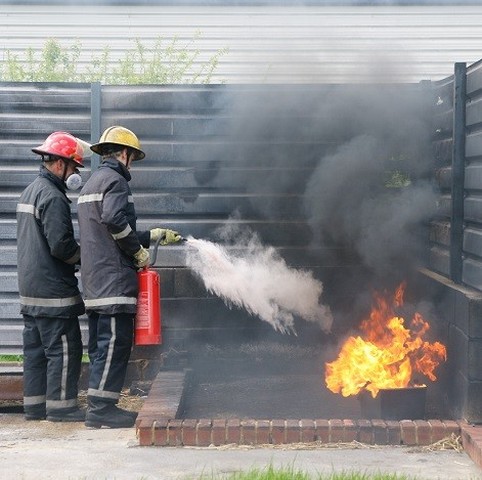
184;235;333;334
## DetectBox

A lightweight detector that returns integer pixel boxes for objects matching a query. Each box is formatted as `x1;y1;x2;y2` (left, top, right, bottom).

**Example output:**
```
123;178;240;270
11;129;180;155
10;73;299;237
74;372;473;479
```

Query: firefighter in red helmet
77;126;181;428
16;131;91;422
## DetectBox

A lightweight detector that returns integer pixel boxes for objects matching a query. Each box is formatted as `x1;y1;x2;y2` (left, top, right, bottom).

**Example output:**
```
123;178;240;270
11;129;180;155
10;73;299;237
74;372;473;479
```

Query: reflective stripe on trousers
87;312;134;402
22;315;83;413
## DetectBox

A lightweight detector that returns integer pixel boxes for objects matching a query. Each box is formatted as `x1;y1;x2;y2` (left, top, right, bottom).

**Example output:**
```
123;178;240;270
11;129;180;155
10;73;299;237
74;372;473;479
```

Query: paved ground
1;413;481;480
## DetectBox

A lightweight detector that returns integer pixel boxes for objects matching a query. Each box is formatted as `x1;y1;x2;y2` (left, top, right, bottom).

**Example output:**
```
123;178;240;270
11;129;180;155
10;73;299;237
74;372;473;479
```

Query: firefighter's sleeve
101;179;141;255
41;195;80;265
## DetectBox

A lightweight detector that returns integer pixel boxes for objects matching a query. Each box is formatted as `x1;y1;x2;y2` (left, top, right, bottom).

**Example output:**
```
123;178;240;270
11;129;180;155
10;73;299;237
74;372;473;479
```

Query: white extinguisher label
136;292;150;328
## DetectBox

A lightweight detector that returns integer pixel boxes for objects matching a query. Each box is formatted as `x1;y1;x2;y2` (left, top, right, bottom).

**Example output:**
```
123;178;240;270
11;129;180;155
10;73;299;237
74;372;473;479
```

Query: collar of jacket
99;157;132;182
38;165;71;202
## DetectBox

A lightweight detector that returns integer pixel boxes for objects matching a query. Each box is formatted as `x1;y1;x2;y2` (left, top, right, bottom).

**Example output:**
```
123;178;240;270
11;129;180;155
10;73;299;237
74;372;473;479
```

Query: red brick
136;416;154;428
137;413;160;425
226;419;241;444
212;419;226;446
343;419;357;443
153;418;169;446
137;419;154;446
315;419;329;443
372;419;388;445
286;419;301;443
329;419;344;443
400;420;417;445
182;419;197;446
168;419;183;446
461;422;482;442
427;419;445;443
241;419;256;445
0;375;23;400
357;419;373;444
197;419;212;446
271;419;286;444
300;419;315;443
385;420;401;445
257;420;270;444
443;420;461;437
414;420;431;446
461;424;482;469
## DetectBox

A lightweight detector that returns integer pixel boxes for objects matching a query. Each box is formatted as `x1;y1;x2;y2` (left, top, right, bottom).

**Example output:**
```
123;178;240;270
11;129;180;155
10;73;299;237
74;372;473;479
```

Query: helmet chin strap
61;159;69;182
125;149;134;170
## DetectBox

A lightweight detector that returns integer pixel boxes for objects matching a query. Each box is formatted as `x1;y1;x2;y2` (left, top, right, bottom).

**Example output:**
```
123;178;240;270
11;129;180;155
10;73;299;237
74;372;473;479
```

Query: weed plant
0;36;228;84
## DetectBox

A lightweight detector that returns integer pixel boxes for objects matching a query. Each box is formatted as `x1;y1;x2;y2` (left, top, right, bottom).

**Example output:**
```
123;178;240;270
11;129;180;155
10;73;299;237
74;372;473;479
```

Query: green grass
0;354;23;363
198;465;418;480
0;354;90;363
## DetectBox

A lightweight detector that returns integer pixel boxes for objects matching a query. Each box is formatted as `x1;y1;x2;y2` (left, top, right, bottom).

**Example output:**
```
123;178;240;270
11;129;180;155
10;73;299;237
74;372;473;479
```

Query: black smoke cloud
201;84;436;284
304;133;437;277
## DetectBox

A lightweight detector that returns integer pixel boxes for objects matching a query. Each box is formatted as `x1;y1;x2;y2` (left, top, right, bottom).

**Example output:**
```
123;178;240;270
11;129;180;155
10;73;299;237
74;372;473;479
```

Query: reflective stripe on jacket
16;166;84;318
77;158;149;315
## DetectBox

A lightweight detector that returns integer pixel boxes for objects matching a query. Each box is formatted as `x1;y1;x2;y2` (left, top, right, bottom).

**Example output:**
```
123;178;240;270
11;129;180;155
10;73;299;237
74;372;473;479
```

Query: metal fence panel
0;82;357;353
462;60;482;289
430;58;482;291
6;76;482;353
0;83;92;353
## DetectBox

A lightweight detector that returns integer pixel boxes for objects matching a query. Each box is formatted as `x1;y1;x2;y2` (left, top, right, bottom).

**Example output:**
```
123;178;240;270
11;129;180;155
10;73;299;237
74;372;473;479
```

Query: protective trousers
22;315;83;417
87;312;134;405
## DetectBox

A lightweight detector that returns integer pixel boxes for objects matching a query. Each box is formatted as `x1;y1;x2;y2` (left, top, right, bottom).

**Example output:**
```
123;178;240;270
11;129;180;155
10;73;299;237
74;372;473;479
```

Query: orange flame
325;282;447;398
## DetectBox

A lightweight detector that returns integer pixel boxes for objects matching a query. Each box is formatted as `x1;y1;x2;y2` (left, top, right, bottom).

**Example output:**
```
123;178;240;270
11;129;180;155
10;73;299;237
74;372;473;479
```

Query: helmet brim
90;142;145;160
32;136;92;167
32;147;84;166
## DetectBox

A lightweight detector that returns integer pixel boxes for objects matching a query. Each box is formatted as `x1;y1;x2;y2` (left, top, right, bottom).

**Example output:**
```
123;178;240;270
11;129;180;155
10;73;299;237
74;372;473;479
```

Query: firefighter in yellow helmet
77;126;181;428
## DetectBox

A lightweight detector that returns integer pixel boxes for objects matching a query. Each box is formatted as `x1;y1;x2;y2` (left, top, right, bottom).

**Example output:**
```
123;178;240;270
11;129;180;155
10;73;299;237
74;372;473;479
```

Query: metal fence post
450;62;467;284
90;82;101;171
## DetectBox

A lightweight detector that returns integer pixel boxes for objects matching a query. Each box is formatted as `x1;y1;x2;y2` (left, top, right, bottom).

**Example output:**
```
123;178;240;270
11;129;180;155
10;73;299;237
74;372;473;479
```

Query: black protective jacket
77;158;149;315
16;166;84;318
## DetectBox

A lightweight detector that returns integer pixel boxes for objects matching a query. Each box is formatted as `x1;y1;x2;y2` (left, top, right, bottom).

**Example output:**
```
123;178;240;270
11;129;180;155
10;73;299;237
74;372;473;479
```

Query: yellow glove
150;228;182;246
133;246;150;268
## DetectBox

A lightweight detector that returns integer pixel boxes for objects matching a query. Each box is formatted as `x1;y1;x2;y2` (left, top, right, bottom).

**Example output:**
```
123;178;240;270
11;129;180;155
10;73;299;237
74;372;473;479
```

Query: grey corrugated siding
430;59;482;291
0;82;353;354
0;83;92;353
461;61;482;290
1;5;482;83
6;75;482;353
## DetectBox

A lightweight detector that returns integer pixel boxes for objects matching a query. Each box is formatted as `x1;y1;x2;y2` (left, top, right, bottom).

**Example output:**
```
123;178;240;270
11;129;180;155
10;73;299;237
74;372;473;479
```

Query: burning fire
325;282;447;398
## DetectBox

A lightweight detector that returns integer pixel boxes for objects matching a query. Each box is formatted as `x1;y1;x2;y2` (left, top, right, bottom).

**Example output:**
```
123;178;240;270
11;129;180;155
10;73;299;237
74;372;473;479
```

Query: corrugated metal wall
431;59;482;291
0;82;92;353
0;82;355;354
3;62;482;354
1;4;482;83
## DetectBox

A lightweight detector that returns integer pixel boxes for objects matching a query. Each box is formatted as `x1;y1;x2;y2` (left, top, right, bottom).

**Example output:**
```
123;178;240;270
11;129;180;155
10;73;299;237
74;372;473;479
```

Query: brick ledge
135;369;481;469
137;417;464;448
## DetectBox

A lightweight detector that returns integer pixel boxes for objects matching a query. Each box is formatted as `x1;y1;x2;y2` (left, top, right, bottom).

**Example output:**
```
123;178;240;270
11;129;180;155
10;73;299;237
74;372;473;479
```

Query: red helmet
32;132;89;167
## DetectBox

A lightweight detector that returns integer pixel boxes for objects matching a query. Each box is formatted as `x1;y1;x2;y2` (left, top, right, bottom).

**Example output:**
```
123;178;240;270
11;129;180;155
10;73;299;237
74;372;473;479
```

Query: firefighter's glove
134;246;150;268
150;228;182;246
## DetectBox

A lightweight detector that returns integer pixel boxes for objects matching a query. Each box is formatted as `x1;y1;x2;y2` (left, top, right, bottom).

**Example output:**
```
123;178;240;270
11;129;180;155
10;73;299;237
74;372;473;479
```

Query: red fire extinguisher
135;236;162;346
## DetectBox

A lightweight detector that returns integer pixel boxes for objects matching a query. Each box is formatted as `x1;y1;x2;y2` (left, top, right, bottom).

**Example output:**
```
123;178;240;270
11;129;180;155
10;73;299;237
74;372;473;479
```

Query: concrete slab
3;367;482;477
0;413;481;480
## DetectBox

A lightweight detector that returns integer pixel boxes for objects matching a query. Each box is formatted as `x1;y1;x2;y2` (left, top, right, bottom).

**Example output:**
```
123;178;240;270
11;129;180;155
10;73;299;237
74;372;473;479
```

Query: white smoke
185;233;333;335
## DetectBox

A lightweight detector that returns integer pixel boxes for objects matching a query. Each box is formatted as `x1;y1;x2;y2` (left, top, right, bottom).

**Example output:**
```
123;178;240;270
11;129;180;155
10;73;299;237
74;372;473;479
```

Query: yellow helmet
90;126;145;160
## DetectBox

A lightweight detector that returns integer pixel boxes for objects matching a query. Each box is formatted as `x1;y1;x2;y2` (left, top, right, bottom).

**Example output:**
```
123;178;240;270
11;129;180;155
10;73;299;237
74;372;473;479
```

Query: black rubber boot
24;404;46;421
47;407;86;422
85;398;137;429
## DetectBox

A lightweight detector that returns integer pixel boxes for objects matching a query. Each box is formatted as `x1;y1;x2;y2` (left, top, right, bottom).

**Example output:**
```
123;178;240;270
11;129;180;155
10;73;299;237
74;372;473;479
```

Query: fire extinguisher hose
149;235;187;267
150;236;162;266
